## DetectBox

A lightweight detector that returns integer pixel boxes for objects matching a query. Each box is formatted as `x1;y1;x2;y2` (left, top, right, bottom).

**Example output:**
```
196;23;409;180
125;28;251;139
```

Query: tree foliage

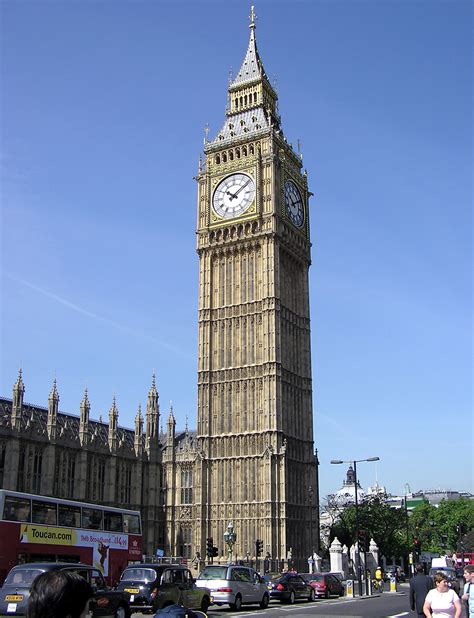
325;495;474;560
329;494;408;560
409;498;474;554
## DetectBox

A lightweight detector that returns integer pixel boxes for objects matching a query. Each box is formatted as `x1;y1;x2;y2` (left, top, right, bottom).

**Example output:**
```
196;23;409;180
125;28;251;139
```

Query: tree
328;494;409;561
409;498;474;554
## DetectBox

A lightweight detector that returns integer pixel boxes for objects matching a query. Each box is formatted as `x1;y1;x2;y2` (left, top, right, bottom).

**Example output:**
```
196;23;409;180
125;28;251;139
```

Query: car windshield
120;567;158;583
5;568;44;586
430;568;455;577
198;566;228;580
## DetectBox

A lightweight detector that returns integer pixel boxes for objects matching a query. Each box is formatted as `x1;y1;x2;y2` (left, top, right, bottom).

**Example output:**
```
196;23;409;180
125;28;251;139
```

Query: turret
145;373;160;454
47;379;59;440
79;388;90;446
11;368;24;431
134;404;143;456
108;397;118;452
167;402;176;448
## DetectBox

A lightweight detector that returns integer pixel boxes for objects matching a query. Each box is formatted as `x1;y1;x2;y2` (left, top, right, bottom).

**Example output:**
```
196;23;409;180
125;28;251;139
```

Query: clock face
285;180;304;227
212;173;256;219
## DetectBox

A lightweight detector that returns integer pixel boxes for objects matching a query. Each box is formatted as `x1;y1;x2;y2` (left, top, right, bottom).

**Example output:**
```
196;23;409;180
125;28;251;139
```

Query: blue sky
1;0;472;500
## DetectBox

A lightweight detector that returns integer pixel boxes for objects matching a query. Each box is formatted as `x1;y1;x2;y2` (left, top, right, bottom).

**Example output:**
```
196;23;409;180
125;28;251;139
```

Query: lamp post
223;521;237;563
308;485;314;572
331;457;380;596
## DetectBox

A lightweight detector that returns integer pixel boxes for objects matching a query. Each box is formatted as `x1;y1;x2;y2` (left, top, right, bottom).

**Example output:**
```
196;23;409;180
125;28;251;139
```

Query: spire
79;388;90;446
47;378;59;440
146;373;160;449
230;5;266;88
134;404;143;456
12;368;25;431
167;401;176;448
210;6;280;143
108;396;119;452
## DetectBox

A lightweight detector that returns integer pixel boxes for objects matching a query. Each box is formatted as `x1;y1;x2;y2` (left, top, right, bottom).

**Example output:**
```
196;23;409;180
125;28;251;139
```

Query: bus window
32;501;57;525
58;504;81;528
82;508;103;530
123;513;140;534
104;511;122;532
3;497;31;522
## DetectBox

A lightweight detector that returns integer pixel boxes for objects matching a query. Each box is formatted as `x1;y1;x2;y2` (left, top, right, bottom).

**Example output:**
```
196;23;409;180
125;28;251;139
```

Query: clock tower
194;7;318;567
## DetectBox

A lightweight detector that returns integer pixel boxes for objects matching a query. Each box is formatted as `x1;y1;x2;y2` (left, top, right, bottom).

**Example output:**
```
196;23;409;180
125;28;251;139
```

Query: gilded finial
249;5;257;30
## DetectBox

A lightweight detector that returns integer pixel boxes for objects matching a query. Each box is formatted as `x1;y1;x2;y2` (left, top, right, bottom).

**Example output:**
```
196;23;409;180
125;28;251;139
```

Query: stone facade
193;10;318;567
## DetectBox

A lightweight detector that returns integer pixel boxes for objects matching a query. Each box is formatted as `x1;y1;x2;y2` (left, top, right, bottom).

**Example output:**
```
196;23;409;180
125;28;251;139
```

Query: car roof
11;562;92;570
125;563;184;570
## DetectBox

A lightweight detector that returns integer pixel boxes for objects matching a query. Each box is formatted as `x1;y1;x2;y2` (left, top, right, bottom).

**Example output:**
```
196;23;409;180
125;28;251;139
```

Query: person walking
409;563;433;617
423;572;461;618
462;565;474;617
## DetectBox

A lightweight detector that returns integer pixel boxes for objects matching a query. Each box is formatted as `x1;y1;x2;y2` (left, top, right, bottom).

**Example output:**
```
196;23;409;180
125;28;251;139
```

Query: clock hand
233;179;250;197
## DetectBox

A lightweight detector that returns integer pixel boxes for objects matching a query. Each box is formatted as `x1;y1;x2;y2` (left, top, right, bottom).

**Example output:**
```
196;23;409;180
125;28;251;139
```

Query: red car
300;573;344;598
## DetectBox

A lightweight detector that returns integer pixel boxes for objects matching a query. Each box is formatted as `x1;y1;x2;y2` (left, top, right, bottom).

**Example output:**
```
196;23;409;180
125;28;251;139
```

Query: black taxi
0;562;130;617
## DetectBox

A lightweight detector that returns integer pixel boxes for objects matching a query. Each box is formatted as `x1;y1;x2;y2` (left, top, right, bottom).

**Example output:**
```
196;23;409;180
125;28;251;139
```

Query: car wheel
230;594;242;611
308;589;315;602
200;596;210;613
288;590;295;604
260;593;269;609
114;605;128;618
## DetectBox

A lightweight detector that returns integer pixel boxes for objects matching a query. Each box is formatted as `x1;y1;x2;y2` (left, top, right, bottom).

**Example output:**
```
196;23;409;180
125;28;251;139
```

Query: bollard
346;579;354;598
389;576;397;593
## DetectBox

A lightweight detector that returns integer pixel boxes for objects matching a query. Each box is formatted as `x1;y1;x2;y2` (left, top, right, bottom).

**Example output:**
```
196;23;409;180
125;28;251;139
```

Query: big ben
194;7;318;567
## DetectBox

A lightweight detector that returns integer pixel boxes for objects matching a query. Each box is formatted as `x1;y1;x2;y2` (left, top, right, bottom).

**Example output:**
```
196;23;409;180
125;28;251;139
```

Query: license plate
6;595;23;601
124;588;140;594
7;603;17;613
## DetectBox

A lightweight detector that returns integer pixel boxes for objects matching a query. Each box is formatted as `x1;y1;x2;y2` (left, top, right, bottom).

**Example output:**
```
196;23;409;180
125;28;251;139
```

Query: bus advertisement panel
0;491;142;585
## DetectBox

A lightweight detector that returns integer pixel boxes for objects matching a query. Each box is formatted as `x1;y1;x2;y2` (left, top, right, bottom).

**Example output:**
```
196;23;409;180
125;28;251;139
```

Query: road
134;583;412;618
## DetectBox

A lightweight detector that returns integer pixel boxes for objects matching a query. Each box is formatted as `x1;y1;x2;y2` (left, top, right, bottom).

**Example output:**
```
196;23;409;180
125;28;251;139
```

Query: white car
195;564;269;611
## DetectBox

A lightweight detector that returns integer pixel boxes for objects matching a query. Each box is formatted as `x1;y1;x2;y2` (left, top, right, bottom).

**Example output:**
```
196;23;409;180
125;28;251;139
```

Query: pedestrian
423;572;461;618
27;570;93;618
410;563;433;616
462;564;474;617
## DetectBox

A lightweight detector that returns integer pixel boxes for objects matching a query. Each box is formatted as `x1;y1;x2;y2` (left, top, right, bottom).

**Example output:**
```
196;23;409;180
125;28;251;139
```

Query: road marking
386;613;409;617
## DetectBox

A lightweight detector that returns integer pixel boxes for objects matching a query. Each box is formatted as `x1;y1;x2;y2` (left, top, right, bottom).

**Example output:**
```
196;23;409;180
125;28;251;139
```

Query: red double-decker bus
0;490;143;585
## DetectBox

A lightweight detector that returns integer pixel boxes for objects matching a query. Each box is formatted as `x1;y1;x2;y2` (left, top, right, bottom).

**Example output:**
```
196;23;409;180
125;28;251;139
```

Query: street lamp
308;486;314;572
223;521;237;563
330;457;380;596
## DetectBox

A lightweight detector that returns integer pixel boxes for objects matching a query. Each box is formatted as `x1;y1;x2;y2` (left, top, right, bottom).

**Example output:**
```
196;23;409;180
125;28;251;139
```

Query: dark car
429;567;460;594
300;572;344;598
117;564;212;613
0;562;130;618
268;573;315;604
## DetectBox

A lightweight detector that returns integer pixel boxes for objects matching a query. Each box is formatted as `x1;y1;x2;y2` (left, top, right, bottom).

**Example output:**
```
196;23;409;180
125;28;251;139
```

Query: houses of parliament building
0;8;320;568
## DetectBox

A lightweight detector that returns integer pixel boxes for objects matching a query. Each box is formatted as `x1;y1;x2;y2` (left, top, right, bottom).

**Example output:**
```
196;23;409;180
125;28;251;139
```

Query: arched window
222;152;227;162
215;154;220;164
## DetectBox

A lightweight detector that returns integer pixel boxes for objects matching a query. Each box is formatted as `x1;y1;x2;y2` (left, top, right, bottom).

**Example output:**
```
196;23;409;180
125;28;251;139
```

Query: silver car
195;564;269;611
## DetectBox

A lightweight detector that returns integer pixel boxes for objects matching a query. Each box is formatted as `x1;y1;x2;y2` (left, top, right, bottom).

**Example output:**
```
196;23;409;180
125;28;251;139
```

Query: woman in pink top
423;573;461;618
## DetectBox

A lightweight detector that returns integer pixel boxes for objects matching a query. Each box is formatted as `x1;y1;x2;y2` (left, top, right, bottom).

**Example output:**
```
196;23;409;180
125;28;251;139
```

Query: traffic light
212;546;219;557
206;537;213;558
413;538;421;552
357;529;369;552
255;539;264;556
